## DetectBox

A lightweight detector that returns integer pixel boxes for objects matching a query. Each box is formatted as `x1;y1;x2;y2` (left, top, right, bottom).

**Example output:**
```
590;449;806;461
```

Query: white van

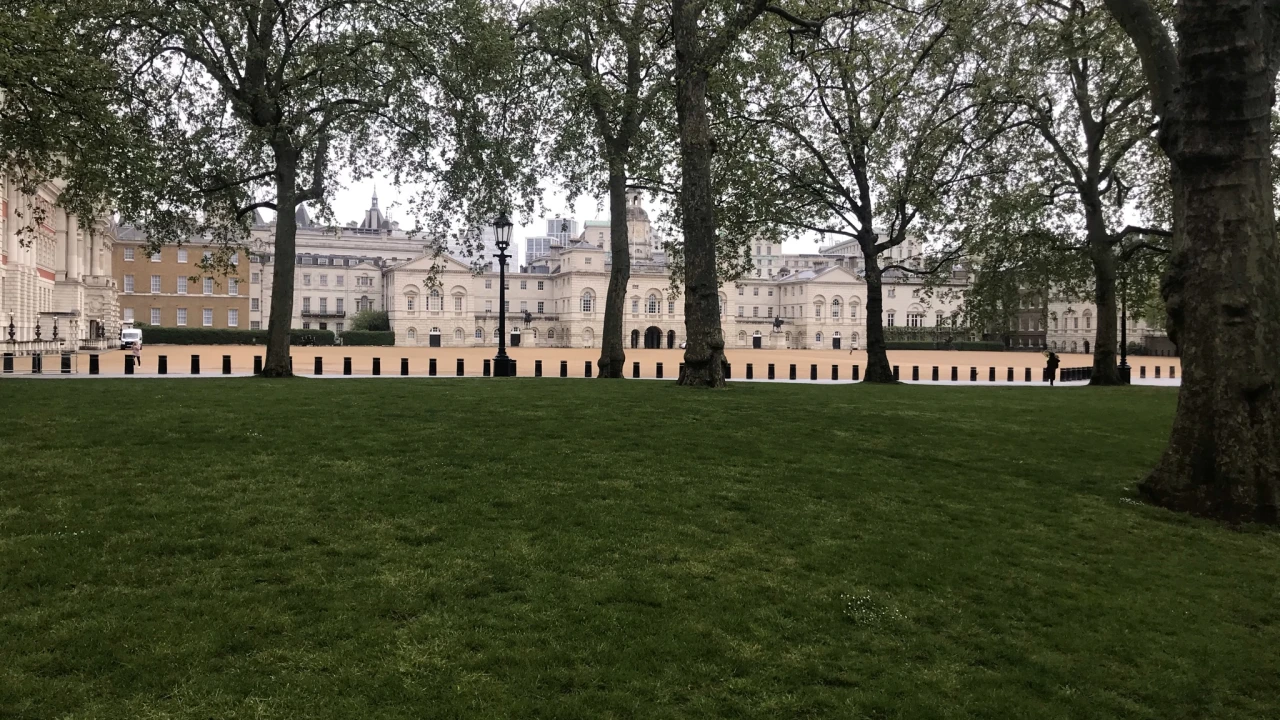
120;327;142;350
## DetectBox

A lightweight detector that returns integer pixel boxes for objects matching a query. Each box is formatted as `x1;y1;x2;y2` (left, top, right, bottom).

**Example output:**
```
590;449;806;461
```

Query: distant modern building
547;217;579;245
525;235;553;267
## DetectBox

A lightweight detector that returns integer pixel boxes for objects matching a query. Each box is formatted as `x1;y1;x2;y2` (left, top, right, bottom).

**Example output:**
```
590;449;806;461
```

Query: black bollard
893;365;900;381
810;364;817;381
2;352;12;374
158;355;168;375
912;366;919;381
767;363;775;380
559;360;567;378
851;364;860;381
745;363;752;380
585;361;592;378
484;358;492;377
344;357;352;376
456;358;463;377
1154;366;1160;379
1007;367;1013;382
724;362;731;380
223;355;232;375
989;367;995;382
254;355;262;374
191;354;200;374
832;364;839;381
400;358;408;376
633;361;640;379
1140;365;1146;378
32;354;42;374
373;357;381;376
511;360;517;376
950;366;957;381
61;352;71;374
89;354;99;375
970;367;977;382
932;366;939;381
1169;366;1176;379
656;362;663;379
314;357;323;375
429;358;437;376
535;360;543;377
1025;367;1032;382
789;363;797;380
124;354;134;375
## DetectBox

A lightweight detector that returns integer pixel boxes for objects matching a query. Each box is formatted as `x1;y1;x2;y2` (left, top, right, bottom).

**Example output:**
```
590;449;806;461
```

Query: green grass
0;379;1276;719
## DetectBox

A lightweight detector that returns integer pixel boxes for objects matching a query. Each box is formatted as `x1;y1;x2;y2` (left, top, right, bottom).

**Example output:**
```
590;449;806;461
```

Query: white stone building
2;173;119;352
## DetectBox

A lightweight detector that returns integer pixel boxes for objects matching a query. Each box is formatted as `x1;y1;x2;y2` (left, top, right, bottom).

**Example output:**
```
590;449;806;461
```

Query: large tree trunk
1139;1;1280;523
1088;241;1121;385
673;1;725;388
261;147;297;378
862;258;894;383
597;161;630;378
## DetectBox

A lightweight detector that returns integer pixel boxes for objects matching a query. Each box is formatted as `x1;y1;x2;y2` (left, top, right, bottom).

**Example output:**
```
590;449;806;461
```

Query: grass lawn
0;379;1276;719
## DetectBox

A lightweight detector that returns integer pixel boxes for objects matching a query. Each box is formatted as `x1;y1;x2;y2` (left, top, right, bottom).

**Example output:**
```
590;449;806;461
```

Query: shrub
136;326;334;346
883;340;1005;352
341;330;395;346
348;309;390;332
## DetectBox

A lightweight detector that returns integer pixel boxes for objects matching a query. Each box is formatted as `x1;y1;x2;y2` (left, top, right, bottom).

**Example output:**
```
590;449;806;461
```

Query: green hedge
884;340;1004;352
341;330;395;346
134;326;334;346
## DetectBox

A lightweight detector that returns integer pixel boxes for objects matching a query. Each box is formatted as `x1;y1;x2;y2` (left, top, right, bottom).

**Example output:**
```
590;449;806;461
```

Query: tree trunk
673;1;725;388
261;146;297;378
1140;1;1280;523
1088;240;1121;385
597;161;630;378
862;258;894;383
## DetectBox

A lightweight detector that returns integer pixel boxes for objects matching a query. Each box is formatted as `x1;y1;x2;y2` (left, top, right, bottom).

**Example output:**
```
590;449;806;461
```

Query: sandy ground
2;344;1183;382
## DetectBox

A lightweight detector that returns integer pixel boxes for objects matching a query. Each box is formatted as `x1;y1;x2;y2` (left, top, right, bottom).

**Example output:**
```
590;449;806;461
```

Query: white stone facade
2;173;119;353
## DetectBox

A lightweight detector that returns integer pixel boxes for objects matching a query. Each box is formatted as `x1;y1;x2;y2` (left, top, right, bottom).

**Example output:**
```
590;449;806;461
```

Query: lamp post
1118;271;1131;384
492;213;514;377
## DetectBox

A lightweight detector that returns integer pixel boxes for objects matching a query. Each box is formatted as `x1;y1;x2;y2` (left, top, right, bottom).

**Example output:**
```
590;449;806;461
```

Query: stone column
68;214;82;281
88;225;100;276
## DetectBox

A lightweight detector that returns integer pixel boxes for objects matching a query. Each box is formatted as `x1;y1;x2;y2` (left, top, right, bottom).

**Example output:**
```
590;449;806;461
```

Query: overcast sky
326;171;821;262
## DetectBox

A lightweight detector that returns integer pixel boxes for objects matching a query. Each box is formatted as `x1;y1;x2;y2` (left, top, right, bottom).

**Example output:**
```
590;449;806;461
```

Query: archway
630;329;640;348
1083;339;1091;354
667;329;675;348
752;330;762;349
511;327;522;347
832;331;842;351
644;326;662;349
429;327;441;347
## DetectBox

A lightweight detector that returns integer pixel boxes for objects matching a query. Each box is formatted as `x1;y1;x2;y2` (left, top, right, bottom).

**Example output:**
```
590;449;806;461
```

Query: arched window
407;328;417;341
785;331;793;345
631;297;640;313
475;327;483;339
430;327;440;334
406;295;416;312
738;330;747;345
430;288;440;310
647;294;659;314
849;303;858;322
815;332;823;344
583;327;594;347
831;298;842;319
494;327;501;339
814;303;822;319
581;291;594;313
1071;341;1078;352
455;328;463;341
1084;310;1093;330
548;328;555;339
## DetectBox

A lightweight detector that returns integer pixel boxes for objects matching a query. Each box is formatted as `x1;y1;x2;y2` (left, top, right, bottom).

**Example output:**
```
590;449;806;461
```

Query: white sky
327;171;820;262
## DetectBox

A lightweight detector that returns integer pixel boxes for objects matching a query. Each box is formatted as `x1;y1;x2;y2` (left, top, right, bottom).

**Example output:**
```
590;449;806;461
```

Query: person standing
1045;351;1060;386
132;340;142;369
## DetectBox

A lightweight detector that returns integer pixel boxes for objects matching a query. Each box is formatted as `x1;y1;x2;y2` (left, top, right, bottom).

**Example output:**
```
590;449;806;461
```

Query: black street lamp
1118;272;1131;384
7;313;14;343
492;213;514;377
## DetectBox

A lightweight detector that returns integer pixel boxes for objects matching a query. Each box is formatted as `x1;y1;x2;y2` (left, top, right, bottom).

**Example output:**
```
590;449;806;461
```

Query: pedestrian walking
132;340;142;369
1045;351;1060;386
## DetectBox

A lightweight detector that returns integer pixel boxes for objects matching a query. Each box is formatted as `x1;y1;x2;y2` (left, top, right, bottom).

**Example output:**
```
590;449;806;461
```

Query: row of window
301;297;346;313
123;307;238;327
481;279;547;290
123;247;238;265
122;275;239;295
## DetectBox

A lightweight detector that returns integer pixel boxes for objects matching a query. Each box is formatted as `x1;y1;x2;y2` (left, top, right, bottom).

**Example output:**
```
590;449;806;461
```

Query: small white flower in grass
840;593;903;626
